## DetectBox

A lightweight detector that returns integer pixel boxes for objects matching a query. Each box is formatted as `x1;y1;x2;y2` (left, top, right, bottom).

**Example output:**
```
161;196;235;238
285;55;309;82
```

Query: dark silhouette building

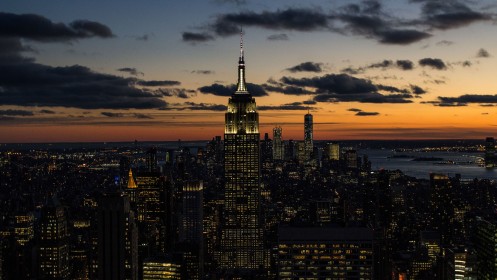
97;192;138;280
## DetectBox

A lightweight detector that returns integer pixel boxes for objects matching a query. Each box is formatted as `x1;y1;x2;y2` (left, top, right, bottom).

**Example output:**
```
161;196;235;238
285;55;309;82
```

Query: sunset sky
1;0;497;142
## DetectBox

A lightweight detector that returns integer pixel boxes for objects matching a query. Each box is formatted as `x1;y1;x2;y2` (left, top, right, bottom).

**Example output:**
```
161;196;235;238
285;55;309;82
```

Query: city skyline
1;0;497;142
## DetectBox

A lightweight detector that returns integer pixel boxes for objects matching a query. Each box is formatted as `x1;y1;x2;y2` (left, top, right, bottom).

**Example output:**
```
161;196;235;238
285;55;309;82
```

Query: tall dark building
485;137;496;168
304;112;313;159
219;33;266;273
179;181;204;279
38;198;70;279
476;217;497;279
97;193;138;280
273;126;284;161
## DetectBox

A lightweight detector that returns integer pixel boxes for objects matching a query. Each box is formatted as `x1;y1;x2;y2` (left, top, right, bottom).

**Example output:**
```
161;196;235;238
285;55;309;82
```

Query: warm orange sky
1;0;497;142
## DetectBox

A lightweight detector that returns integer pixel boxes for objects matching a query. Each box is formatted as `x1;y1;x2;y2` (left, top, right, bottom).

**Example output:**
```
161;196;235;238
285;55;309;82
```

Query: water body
360;149;497;180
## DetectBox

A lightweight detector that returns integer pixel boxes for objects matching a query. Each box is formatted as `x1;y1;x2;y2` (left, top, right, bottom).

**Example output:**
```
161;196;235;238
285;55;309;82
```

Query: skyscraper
38;198;70;279
179;181;204;279
304;112;313;160
485;137;496;168
97;192;138;280
273;126;284;161
220;32;266;274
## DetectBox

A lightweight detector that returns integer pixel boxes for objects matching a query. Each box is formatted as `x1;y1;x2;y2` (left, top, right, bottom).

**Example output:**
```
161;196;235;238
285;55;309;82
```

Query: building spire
239;28;244;63
236;27;247;93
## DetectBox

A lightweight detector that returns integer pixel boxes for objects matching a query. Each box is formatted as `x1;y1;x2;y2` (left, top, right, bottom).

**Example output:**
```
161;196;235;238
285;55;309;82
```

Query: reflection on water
361;149;497;180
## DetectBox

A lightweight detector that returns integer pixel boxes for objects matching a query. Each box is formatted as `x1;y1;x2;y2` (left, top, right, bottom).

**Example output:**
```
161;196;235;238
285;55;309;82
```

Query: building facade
219;34;266;274
304;113;313;160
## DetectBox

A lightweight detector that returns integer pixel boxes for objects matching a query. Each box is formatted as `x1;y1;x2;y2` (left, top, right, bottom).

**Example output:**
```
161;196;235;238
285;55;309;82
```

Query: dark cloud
280;74;413;103
416;1;491;30
39;109;56;114
0;12;114;42
419;58;447;70
368;60;393;69
211;9;329;37
198;83;268;96
421;100;467;107
0;42;167;109
377;84;410;94
157;88;195;99
133;113;153;119
348;59;413;72
410;85;427;94
267;33;289;41
191;70;214;75
0;109;34;116
281;74;377;94
137;80;181;87
438;94;497;105
263;84;312;95
182;32;214;43
101;112;123;118
287;62;323;73
356;111;379;116
347;108;362;112
303;100;317;105
378;29;431;45
396;60;414;70
182;102;227;111
117;67;143;76
341;67;365;75
258;102;313;111
477;48;491;58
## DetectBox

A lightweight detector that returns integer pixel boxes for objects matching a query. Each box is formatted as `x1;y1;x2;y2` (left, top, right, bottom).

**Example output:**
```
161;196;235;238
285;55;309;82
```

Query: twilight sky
1;0;497;142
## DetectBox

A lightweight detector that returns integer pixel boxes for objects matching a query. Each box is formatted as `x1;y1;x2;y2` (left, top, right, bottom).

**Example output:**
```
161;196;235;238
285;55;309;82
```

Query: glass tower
220;33;265;273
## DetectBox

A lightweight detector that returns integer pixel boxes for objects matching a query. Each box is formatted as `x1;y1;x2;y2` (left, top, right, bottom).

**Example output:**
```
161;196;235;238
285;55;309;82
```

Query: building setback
278;226;374;279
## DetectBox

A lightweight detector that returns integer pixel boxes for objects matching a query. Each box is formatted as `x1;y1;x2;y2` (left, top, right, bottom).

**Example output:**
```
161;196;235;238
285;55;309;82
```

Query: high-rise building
304;112;313;159
179;181;204;279
430;174;454;245
476;217;497;279
97;192;138;280
142;256;182;280
277;226;374;279
220;33;266;274
273;126;284;161
325;142;340;161
485;137;496;168
38;198;70;279
134;172;170;254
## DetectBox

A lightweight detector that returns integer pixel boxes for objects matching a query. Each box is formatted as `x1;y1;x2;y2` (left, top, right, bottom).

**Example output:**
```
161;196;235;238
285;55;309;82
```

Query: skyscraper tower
97;193;138;280
273;126;284;161
220;32;266;274
304;112;313;159
38;197;70;279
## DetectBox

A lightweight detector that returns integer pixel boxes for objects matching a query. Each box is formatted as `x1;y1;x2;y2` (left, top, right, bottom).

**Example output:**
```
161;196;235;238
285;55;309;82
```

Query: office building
143;257;182;280
97;192;138;280
304;113;313;160
476;217;497;279
273;126;284;161
220;33;266;273
485;137;496;168
38;198;70;279
179;181;204;279
278;226;374;279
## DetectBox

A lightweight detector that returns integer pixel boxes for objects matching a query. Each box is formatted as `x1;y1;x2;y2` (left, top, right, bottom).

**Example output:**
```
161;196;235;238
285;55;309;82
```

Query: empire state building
219;34;266;274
